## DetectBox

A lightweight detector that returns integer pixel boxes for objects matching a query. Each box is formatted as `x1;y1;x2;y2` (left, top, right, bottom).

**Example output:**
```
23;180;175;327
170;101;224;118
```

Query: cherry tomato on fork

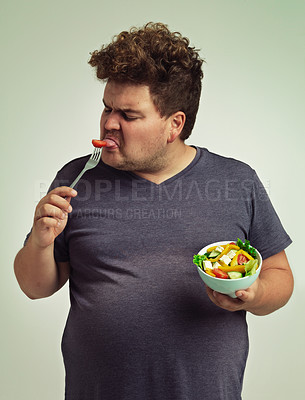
92;139;107;148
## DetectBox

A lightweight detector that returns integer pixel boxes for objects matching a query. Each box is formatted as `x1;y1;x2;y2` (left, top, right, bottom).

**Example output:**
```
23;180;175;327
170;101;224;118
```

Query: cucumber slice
209;250;221;258
227;271;243;279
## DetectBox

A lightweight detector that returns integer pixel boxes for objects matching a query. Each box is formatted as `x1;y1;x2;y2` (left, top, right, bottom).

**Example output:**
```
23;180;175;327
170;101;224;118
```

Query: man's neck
132;143;196;184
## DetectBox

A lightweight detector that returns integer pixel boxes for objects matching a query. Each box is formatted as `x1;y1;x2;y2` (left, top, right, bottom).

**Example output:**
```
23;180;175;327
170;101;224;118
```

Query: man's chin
102;153;132;171
102;152;166;173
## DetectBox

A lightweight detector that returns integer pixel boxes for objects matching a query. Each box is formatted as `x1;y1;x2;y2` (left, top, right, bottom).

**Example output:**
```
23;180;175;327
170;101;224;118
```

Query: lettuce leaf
244;259;258;276
237;238;257;258
193;254;207;269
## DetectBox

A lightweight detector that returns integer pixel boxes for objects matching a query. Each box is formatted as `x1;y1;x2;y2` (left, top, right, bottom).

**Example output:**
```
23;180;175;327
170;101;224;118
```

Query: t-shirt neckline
124;146;203;186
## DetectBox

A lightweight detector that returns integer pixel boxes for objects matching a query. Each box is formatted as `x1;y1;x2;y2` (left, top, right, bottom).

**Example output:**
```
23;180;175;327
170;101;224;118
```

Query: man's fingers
47;187;77;211
35;203;68;221
30;186;77;247
35;187;77;220
47;193;72;213
49;186;77;199
35;216;62;230
205;285;245;312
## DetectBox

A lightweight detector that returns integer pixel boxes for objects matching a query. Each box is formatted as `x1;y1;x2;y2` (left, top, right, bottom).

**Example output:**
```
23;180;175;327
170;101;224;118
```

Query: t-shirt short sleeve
248;171;292;259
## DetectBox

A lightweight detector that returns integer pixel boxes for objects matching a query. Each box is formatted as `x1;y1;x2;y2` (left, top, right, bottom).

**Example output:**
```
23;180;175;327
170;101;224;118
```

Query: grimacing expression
100;81;176;173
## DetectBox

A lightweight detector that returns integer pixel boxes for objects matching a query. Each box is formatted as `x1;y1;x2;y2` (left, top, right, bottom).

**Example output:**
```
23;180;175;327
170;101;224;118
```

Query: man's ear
167;111;186;143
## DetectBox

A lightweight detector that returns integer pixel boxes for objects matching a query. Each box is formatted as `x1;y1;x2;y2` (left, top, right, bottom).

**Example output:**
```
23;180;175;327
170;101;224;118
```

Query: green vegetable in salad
209;249;221;258
227;271;243;279
193;254;207;269
236;238;257;258
244;259;258;276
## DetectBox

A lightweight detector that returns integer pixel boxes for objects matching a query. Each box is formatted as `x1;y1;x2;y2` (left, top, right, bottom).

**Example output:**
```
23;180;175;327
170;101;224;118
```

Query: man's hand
14;186;77;299
31;186;77;249
205;250;293;316
205;279;260;312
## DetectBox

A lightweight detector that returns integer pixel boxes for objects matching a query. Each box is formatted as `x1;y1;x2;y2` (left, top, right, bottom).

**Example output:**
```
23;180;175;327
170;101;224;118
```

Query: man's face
100;81;172;173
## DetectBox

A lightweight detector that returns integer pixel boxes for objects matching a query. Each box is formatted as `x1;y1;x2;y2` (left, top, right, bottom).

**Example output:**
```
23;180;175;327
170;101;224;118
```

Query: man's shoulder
56;155;90;175
48;155;91;188
196;146;256;179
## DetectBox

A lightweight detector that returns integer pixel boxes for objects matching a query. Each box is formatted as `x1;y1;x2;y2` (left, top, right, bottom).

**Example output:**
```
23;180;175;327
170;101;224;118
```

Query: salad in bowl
193;239;262;298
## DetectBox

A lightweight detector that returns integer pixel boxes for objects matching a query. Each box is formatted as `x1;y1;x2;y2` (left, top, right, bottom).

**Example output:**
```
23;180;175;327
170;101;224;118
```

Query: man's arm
14;186;77;299
14;239;70;299
205;250;294;316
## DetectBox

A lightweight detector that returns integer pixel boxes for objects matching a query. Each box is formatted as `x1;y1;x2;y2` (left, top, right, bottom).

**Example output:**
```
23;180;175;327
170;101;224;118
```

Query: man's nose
104;112;121;131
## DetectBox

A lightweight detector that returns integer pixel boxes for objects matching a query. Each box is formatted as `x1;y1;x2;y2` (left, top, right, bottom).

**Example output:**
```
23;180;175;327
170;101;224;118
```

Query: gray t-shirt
46;147;291;400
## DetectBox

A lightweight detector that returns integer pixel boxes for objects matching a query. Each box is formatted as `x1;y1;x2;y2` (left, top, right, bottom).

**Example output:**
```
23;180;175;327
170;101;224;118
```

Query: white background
1;0;304;399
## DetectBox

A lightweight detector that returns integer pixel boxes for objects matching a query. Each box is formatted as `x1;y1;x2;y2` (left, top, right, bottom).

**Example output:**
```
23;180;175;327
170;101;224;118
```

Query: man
14;22;293;399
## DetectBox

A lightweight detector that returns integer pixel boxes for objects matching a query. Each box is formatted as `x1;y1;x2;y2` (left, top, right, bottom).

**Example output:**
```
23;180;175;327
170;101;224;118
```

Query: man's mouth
103;137;119;149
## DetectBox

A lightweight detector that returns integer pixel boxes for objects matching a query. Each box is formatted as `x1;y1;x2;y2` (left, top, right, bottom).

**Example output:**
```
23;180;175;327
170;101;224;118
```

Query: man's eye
104;107;111;114
122;113;137;121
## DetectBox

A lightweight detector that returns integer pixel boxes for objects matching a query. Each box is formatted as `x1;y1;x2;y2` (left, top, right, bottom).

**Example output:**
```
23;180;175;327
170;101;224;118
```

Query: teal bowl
196;240;262;298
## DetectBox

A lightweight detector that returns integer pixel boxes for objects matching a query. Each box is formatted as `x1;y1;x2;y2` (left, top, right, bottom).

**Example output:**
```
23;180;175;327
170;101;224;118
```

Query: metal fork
70;147;102;189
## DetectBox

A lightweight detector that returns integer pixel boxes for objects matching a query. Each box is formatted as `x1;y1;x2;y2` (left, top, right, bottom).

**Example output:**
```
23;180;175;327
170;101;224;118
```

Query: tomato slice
237;253;249;265
92;139;107;148
213;268;229;279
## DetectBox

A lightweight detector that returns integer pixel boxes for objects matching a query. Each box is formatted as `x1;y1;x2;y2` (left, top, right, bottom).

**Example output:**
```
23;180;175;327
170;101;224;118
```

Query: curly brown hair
88;22;204;140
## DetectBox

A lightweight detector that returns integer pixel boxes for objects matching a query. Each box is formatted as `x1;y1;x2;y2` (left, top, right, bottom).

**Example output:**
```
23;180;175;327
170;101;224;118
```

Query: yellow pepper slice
218;260;247;274
204;268;216;277
207;245;220;252
230;250;253;267
207;244;240;262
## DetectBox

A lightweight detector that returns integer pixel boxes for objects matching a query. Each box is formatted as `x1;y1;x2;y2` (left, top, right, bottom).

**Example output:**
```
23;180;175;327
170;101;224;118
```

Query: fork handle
70;170;86;189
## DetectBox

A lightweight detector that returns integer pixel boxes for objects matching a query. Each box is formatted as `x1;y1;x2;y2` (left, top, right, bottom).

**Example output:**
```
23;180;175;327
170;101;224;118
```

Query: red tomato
92;139;107;148
213;268;229;279
237;253;249;265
